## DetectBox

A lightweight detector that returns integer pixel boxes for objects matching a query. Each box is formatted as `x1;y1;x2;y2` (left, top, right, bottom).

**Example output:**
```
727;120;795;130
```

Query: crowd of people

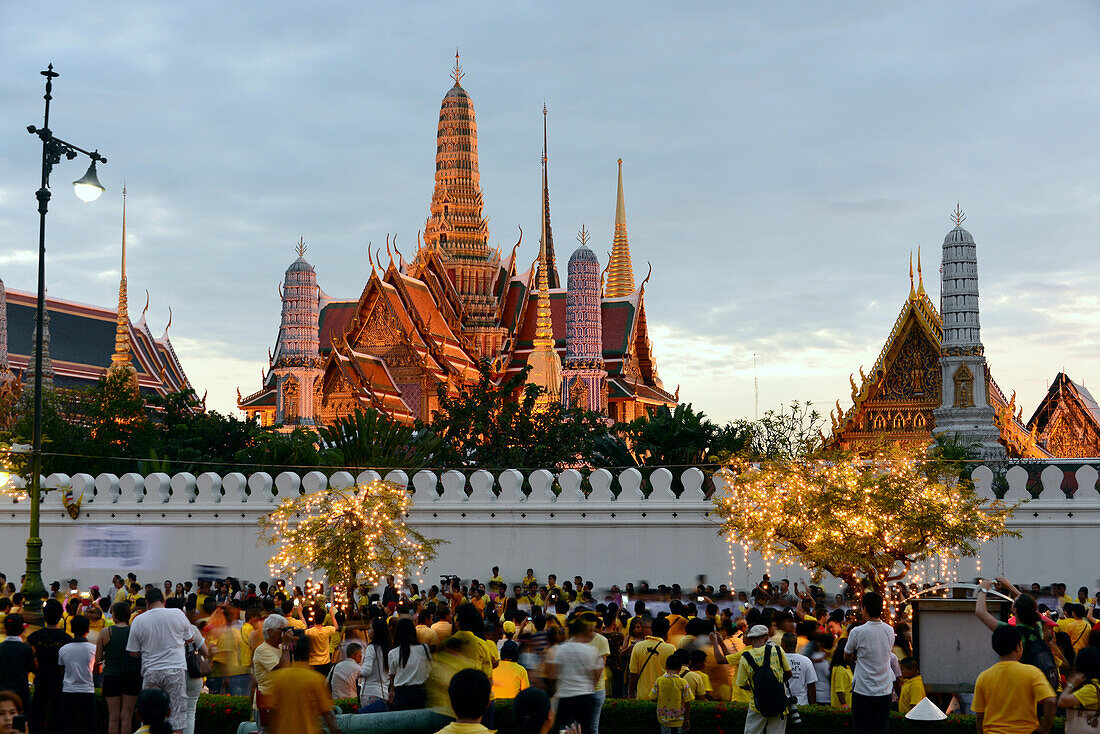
0;567;1097;734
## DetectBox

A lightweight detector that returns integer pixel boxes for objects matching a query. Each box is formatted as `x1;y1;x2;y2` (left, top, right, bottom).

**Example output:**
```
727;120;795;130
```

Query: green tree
713;444;1018;605
318;407;438;471
617;403;718;466
741;401;824;460
429;363;611;469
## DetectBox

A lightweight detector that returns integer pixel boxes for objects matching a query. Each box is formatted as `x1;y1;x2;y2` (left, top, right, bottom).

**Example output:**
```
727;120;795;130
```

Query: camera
787;702;801;725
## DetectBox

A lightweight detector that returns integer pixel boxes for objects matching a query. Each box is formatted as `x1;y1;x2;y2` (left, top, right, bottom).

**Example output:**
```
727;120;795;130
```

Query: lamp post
21;64;106;618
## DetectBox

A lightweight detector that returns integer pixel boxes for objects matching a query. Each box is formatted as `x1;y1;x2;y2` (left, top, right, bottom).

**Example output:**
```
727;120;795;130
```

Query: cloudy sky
1;2;1098;424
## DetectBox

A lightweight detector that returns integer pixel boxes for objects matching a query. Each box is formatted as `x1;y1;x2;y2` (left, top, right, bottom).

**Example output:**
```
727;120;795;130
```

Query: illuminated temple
238;56;676;427
830;209;1100;458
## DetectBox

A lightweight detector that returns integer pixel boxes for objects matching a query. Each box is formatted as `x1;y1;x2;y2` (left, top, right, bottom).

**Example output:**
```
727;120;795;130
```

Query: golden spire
296;236;307;257
605;158;635;298
109;186;136;379
916;245;926;296
526;137;562;408
908;252;916;301
451;48;464;85
951;203;966;227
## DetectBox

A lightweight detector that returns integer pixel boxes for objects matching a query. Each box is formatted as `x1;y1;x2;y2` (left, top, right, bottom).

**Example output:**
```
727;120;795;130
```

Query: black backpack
1018;623;1059;690
741;645;790;717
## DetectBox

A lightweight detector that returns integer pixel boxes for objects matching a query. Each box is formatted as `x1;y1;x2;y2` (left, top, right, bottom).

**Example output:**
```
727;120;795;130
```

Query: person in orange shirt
268;637;339;734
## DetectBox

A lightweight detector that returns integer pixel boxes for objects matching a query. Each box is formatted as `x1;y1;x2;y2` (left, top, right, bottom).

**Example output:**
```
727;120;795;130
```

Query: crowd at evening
0;568;1097;734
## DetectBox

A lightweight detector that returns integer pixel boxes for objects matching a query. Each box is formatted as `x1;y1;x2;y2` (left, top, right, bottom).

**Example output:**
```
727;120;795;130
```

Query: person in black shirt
0;614;35;710
27;599;72;734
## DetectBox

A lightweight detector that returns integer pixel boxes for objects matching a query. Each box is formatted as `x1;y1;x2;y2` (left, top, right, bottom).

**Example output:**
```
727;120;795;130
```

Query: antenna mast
753;353;759;420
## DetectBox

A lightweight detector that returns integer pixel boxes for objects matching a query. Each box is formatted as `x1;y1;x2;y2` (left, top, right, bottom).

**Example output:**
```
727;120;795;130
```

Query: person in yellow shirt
652;652;694;732
267;637;339;734
628;617;677;701
1058;646;1100;719
491;640;529;699
736;625;792;732
897;657;925;714
304;603;337;674
684;649;717;701
435;668;494;734
1059;604;1091;653
488;567;505;599
973;625;1055;734
830;638;853;709
450;605;499;678
521;569;538;590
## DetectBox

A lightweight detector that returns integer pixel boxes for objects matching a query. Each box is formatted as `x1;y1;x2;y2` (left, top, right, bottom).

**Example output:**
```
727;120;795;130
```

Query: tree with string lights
712;444;1018;602
258;479;443;597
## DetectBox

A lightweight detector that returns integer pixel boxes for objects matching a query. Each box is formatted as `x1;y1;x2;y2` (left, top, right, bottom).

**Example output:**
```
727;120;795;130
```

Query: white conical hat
905;697;947;721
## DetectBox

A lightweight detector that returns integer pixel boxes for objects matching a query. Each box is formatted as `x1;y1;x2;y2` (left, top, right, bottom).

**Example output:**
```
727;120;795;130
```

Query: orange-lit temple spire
423;51;503;357
109;187;137;386
605;158;635;298
526;129;563;408
541;103;559;288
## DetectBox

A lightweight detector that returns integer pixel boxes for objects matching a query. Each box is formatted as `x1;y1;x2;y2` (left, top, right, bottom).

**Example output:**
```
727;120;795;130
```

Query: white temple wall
0;465;1096;593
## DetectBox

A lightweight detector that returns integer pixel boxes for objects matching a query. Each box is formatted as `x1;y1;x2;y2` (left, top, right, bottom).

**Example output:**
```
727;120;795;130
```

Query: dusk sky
2;2;1099;424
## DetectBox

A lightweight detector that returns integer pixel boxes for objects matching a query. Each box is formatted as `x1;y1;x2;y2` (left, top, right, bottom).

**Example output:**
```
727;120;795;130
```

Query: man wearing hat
736;625;792;734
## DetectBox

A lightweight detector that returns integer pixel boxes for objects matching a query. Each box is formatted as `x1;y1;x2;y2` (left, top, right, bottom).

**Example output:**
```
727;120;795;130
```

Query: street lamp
21;64;107;619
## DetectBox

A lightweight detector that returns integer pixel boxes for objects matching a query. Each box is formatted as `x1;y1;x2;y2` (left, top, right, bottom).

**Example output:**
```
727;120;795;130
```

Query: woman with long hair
830;636;853;709
387;617;432;710
359;616;391;712
892;622;913;660
1058;646;1100;713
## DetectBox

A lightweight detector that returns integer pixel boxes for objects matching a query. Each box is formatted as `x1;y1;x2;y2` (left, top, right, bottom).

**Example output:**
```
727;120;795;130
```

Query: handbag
186;640;212;679
1067;682;1100;734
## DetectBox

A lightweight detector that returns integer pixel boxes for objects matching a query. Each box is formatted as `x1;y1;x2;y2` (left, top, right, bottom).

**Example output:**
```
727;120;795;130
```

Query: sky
1;2;1099;425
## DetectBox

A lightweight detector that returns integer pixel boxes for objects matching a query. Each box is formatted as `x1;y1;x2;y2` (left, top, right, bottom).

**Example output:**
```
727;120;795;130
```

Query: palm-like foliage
318;407;440;471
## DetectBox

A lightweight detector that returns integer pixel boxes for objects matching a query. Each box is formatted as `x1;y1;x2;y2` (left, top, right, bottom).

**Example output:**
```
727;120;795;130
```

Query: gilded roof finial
296;237;307;258
908;252;915;301
109;184;136;381
916;245;926;296
577;224;590;247
951;203;966;227
451;48;464;86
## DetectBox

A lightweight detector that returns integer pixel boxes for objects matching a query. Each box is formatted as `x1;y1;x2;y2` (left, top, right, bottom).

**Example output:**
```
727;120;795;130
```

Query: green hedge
80;693;1067;734
493;699;1066;734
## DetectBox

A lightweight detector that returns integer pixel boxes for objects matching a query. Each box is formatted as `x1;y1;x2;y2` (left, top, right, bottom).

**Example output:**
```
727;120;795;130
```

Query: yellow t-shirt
491;660;529;699
589;633;611;687
1060;619;1091;652
898;674;926;714
305;625;336;666
450;630;498;677
736;644;791;714
416;624;437;647
434;722;492;734
630;637;676;701
521;575;538;589
972;661;1056;734
285;616;307;631
268;664;332;734
726;652;751;703
240;623;255;668
684;669;712;700
1072;680;1100;708
652;672;694;727
831;666;853;708
252;641;282;696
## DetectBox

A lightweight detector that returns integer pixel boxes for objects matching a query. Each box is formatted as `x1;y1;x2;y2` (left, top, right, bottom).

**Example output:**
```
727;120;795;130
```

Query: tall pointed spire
605;158;635;298
526;133;563;409
109;186;137;382
908;252;916;301
0;276;8;377
23;299;52;391
916;245;926;296
541;103;559;288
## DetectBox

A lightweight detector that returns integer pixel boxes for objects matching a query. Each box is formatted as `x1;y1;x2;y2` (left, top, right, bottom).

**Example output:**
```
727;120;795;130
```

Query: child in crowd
652;651;693;734
830;637;853;709
683;649;716;701
897;657;925;714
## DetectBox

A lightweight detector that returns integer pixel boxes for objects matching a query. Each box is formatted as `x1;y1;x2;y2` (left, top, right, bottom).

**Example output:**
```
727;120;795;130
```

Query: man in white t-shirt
845;592;895;734
126;588;195;734
781;633;817;706
58;614;97;732
551;617;603;734
330;642;363;700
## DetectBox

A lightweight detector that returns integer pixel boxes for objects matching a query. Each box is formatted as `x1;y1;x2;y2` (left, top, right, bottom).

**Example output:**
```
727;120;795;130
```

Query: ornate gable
1027;373;1100;458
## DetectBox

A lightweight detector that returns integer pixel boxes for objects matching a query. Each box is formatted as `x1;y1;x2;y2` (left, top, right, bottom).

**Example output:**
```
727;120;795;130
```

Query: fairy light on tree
258;479;444;594
712;445;1018;608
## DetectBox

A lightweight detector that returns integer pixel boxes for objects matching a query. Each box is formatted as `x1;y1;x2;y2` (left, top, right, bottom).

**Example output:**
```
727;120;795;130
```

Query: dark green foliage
618;403;717;466
429;362;611;470
318;407;439;470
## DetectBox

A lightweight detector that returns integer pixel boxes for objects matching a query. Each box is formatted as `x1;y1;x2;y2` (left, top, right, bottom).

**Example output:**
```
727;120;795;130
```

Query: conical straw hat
905;697;947;721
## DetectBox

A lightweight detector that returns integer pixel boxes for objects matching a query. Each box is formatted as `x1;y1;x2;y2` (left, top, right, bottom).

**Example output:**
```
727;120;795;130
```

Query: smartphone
12;715;25;732
697;596;705;602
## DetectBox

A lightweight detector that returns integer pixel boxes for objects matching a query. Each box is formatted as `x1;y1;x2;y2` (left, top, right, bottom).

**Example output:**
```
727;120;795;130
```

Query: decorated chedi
525;112;562;410
107;187;140;394
932;206;1005;458
273;238;323;426
605;158;635;299
562;225;607;412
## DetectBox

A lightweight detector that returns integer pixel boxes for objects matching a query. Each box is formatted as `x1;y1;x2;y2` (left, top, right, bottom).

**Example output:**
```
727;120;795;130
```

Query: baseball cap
503;620;517;634
745;624;770;639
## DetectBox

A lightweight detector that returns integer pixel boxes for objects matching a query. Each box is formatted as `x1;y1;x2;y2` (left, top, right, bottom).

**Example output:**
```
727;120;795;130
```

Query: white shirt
358;645;388;702
58;639;96;693
387;644;432;687
811;650;831;704
330;659;361;700
125;606;194;674
553;640;601;697
785;651;818;705
846;619;896;696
